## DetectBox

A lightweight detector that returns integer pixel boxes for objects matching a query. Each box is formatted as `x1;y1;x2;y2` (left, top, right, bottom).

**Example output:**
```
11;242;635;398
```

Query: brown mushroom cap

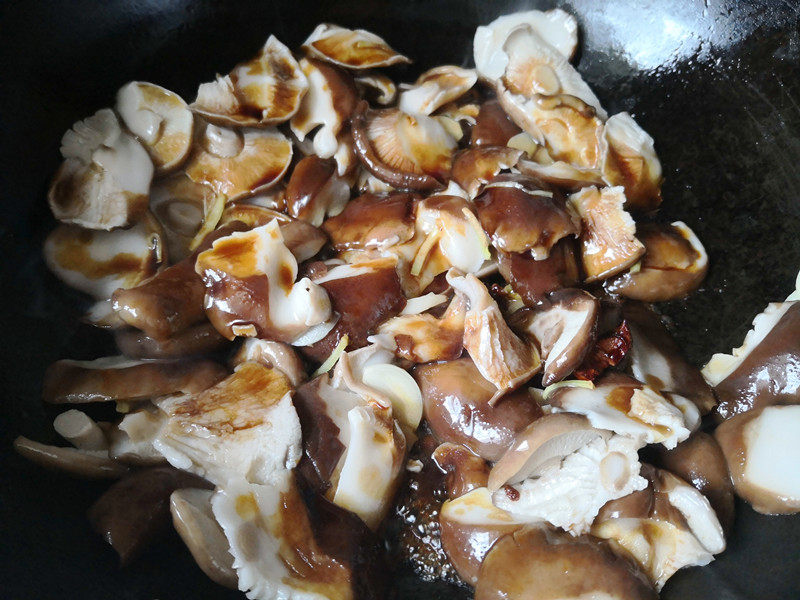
475;183;578;257
432;442;491;499
322;191;417;251
497;239;580;306
715;405;800;514
414;357;543;462
520;288;599;386
654;432;735;532
606;222;708;302
42;357;227;404
474;524;657;600
285;155;350;227
88;466;211;565
13;436;129;479
623;301;716;414
114;322;229;360
568;185;645;282
470;100;522;147
451;146;523;198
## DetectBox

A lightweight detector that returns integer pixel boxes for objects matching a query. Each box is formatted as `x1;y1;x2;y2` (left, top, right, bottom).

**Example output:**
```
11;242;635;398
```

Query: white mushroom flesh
302;23;410;69
398;65;478;116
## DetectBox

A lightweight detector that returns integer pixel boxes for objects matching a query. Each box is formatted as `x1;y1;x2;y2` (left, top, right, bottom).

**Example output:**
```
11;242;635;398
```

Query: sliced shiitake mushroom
48;108;153;230
474;524;657;600
13;436;129;479
284;155;350;226
470;100;522;147
114;322;229;360
606;222;708;301
302;23;410;69
116;81;193;173
42;356;227;404
398;66;478;116
230;338;306;387
568;186;645;282
322;191;417;251
192;35;307;127
432;442;491;499
497;238;581;306
451;146;523;198
184;122;292;202
715;404;800;514
703;300;800;420
354;71;397;105
44;215;164;299
415;357;543;461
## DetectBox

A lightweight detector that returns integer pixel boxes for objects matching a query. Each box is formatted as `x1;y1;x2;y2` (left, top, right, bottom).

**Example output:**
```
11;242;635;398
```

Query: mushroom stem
53;409;109;451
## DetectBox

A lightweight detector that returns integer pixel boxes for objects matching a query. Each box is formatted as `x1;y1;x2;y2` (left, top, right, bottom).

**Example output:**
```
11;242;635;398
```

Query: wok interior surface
1;0;799;598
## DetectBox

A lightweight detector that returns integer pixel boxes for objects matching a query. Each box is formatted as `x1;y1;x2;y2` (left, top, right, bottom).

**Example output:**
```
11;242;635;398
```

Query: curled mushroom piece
703;300;800;419
473;9;580;80
715;405;800;514
475;524;658;600
195;220;331;342
114;322;229;360
606;222;708;301
439;487;525;586
212;473;355;598
354;71;397;105
518;289;599;385
290;57;359;174
433;442;491;499
88;466;211;565
352;102;455;191
49;108;153;230
654;432;735;532
497;238;581;306
568;186;645;282
170;488;237;589
470;100;522;147
451;146;523;198
116;81;193;173
302;23;410;69
302;259;406;362
415;357;543;461
44;216;164;299
448;271;541;402
475;182;578;258
546;375;700;449
592;466;726;590
43;356;227;404
155;363;301;486
192;36;307;127
230;338;306;387
517;155;605;190
490;416;647;534
623;301;716;414
13;436;129;479
284;155;350;226
322;191;416;251
378;293;466;363
184;122;292;202
399;66;478;116
601;112;663;211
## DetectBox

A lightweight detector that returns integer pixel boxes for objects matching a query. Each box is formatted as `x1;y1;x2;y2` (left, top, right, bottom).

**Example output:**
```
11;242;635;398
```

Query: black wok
1;1;799;598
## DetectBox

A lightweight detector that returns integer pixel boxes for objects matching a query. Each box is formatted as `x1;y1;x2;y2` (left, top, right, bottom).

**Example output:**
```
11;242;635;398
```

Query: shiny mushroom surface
24;9;797;600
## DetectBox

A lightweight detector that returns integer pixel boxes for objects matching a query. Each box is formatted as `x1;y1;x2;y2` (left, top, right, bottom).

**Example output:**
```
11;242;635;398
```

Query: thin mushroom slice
195;220;331;342
470;100;522;147
475;524;658;600
568;186;645;282
88;466;212;566
715;405;800;514
517;156;605;190
192;35;307;127
606;222;708;301
49;108;153;230
592;466;725;590
114;322;229;360
703;300;800;419
398;65;478;116
474;9;580;81
354;71;397;105
439;487;525;586
155;363;302;486
497;239;581;307
230;339;306;387
448;271;541;402
184;123;292;202
519;289;599;386
322;191;417;251
43;356;227;404
290;57;359;174
451;146;524;198
149;174;216;263
284;155;350;227
116;81;193;173
170;488;237;589
546;376;699;449
302;23;410;69
211;473;353;599
352;102;455;191
43;216;165;299
13;436;129;479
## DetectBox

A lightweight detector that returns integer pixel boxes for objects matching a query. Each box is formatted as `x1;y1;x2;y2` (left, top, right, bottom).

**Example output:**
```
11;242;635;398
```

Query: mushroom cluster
17;8;800;600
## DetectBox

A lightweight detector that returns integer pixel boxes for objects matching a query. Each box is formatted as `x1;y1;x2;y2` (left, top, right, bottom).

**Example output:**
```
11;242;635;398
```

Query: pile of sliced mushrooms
17;9;800;600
